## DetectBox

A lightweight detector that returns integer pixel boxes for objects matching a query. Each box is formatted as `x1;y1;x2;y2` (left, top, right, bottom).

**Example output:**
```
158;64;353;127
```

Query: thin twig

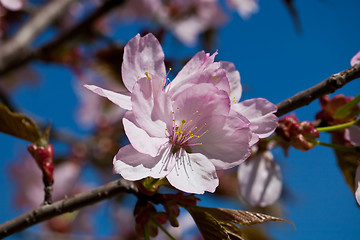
276;63;360;117
0;179;138;239
0;0;77;69
0;0;126;77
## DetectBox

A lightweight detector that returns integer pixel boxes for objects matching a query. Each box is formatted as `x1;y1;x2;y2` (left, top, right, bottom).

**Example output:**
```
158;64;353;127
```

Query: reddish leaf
332;133;359;193
0;104;41;142
186;206;294;240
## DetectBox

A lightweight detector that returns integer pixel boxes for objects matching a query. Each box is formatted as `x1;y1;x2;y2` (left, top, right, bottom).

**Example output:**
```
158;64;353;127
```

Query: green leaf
0;104;41;142
335;93;360;118
186;206;294;240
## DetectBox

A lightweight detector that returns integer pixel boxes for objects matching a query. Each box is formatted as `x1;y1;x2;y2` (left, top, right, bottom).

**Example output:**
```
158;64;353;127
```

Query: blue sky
0;0;360;239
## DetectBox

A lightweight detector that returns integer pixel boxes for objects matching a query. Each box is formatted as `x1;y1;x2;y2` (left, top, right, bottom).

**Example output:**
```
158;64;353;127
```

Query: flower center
167;110;208;153
159;109;208;175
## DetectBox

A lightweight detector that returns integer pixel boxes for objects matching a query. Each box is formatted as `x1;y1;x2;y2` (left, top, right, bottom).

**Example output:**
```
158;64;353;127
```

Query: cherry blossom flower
237;150;282;207
85;33;278;194
115;77;252;194
227;0;259;19
351;51;360;67
11;154;82;208
0;0;24;11
115;0;227;46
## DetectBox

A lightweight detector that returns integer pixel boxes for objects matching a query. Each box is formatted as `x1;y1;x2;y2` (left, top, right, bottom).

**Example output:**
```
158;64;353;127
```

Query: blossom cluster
116;0;259;46
85;33;278;194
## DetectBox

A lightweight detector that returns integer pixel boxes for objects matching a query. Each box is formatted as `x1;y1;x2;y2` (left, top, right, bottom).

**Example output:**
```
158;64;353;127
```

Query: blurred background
0;0;360;239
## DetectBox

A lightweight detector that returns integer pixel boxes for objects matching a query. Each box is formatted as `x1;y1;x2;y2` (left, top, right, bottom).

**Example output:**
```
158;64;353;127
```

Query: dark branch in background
276;63;360;117
0;0;126;77
282;0;301;32
0;0;77;70
0;179;138;239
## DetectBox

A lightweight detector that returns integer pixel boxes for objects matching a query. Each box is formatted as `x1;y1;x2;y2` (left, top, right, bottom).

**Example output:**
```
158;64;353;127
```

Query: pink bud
27;144;54;185
277;116;319;151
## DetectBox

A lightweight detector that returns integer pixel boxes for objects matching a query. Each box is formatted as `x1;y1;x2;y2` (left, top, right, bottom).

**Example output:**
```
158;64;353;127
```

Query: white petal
114;145;174;181
169;51;230;98
345;125;360;146
237;151;282;207
192;111;252;170
166;153;219;194
131;77;173;137
123;111;168;157
228;0;259;19
122;33;166;92
355;164;360;206
83;84;132;110
233;98;278;138
220;61;242;102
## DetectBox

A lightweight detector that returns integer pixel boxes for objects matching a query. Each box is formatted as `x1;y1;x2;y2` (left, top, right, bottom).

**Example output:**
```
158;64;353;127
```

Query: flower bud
27;143;54;186
276;116;319;151
153;212;168;225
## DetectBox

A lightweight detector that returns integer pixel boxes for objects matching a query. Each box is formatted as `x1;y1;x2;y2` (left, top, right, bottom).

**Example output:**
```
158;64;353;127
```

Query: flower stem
151;218;176;240
144;224;150;240
316;119;360;132
315;141;360;153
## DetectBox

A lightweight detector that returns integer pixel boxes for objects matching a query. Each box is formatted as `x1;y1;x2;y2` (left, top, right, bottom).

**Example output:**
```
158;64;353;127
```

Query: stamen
159;147;172;173
164;67;173;92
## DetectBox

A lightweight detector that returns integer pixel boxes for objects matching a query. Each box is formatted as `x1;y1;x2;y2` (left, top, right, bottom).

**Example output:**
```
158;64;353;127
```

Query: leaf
0;104;41;142
335;93;360;118
186;206;294;240
331;133;359;193
188;208;245;240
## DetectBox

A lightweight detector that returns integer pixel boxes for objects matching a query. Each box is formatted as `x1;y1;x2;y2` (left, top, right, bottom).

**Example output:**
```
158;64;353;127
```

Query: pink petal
350;51;360;67
113;145;173;181
169;51;230;98
355;165;360;206
131;76;173;137
166;153;219;194
83;84;132;110
227;0;259;19
1;0;23;11
237;151;282;207
53;162;81;200
122;33;166;92
345;125;360;146
220;61;242;102
174;51;216;79
123;111;168;157
233;98;278;138
192;110;252;170
172;83;231;122
172;17;204;46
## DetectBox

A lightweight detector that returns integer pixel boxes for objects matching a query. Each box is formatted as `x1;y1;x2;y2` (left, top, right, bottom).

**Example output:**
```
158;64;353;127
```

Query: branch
0;179;138;239
0;0;77;70
0;0;126;77
276;63;360;117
